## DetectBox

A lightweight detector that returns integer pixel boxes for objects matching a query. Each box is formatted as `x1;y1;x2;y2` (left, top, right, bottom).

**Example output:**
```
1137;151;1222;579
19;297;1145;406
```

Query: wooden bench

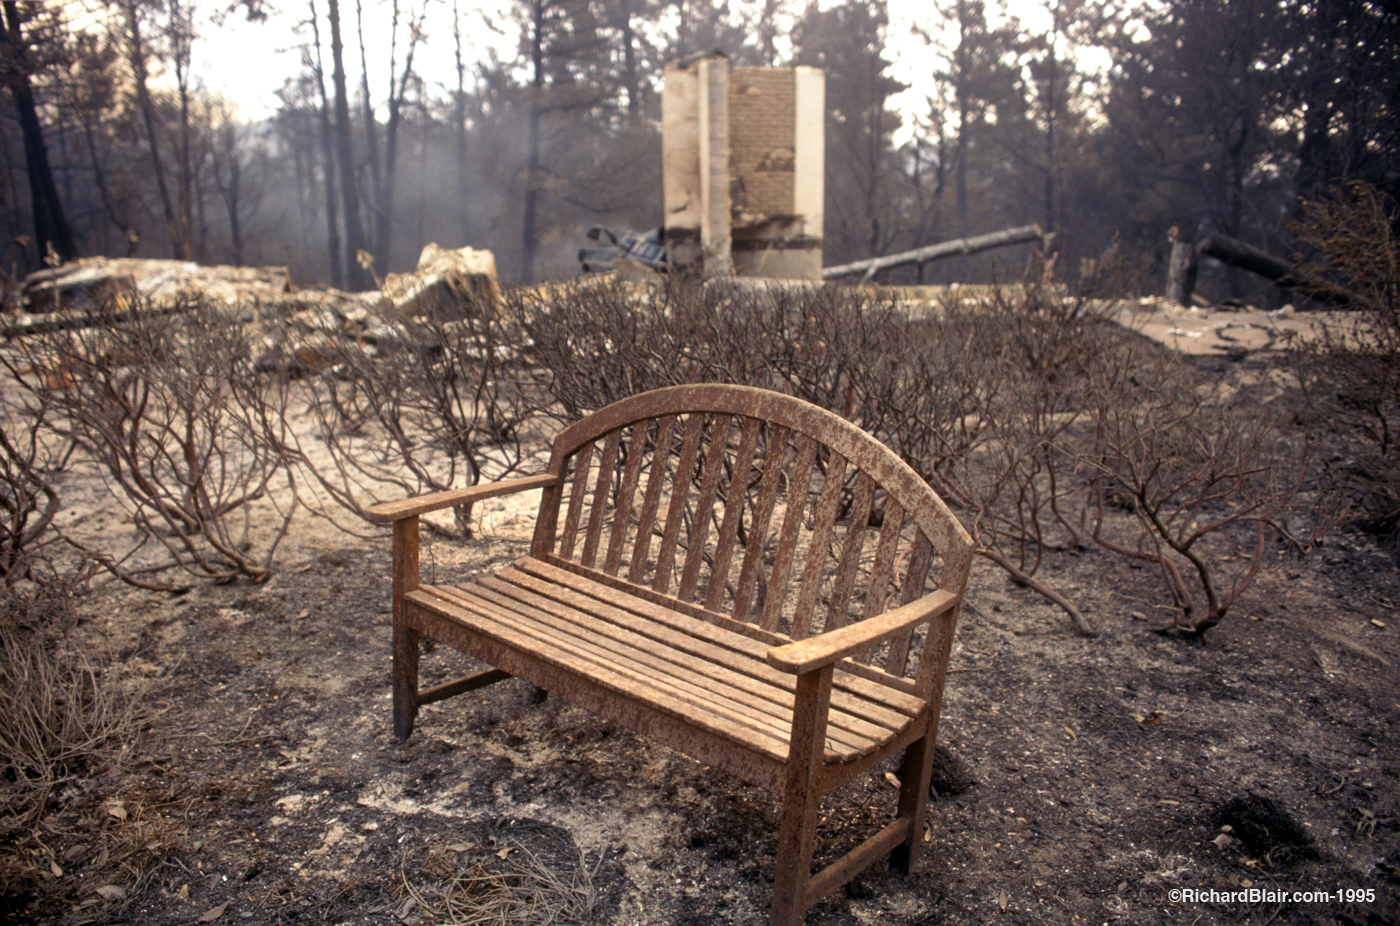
367;384;974;925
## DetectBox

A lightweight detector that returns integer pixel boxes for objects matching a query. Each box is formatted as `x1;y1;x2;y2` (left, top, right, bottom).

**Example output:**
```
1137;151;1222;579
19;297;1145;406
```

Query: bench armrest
765;589;958;675
365;474;558;524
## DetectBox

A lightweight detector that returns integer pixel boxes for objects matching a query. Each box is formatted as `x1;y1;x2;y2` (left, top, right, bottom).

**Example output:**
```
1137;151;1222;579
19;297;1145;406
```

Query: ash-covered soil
4;347;1399;926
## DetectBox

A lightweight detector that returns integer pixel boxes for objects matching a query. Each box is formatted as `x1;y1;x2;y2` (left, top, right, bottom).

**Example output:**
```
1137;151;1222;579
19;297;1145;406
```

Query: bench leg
771;776;820;926
392;517;420;742
392;619;420;741
771;666;833;926
890;730;937;873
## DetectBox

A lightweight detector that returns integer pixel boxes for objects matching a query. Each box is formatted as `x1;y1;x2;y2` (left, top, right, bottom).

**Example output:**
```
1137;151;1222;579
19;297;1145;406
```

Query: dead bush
852;286;1117;635
520;275;1339;638
521;278;1107;633
513;278;687;416
5;299;296;588
518;277;901;419
0;581;144;836
278;294;538;539
0;370;73;584
1081;340;1336;634
1291;181;1400;540
1295;181;1399;338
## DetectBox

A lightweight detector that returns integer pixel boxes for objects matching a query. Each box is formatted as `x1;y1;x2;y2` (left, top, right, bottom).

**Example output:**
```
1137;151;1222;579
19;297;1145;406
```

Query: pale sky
189;0;1098;137
191;1;515;122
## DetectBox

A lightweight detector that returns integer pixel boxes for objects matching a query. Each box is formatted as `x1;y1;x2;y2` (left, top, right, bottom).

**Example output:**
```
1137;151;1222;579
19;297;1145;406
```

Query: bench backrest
530;384;974;695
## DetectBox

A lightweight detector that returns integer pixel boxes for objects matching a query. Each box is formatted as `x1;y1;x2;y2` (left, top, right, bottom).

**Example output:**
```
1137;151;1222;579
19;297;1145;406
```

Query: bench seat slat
409;585;794;765
523;557;929;722
408;562;927;762
489;566;918;743
412;582;900;762
468;569;905;753
421;582;809;751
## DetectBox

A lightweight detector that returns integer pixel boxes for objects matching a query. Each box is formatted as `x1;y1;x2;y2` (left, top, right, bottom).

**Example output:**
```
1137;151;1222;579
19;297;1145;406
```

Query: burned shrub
1082;340;1326;634
516;276;901;419
519;275;1338;638
6;298;296;588
0;580;143;835
0;375;72;584
281;291;538;539
1291;182;1400;543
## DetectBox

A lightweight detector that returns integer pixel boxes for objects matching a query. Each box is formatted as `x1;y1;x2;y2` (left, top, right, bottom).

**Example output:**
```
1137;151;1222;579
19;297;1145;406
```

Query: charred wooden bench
367;384;974;925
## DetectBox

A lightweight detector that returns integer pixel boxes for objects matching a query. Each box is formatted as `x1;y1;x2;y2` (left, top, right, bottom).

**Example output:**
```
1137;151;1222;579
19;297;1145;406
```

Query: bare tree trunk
1166;237;1198;306
617;0;640;121
121;0;185;259
290;118;310;257
1;1;78;264
520;0;545;283
953;0;971;280
213;122;244;265
1041;0;1059;236
168;0;197;260
1200;233;1359;306
374;2;423;273
907;133;946;285
228;155;243;265
328;0;369;290
1199;233;1297;284
308;0;344;287
415;113;428;256
1169;231;1360;308
521;108;541;283
80;115;134;254
356;0;383;262
452;1;471;247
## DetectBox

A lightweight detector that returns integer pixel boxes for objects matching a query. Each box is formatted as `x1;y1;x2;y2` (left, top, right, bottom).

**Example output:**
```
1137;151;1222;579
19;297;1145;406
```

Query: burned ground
3;338;1399;926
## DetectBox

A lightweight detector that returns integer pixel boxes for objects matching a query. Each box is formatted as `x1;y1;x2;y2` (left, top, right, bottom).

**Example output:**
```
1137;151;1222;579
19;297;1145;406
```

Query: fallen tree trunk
1168;231;1359;308
1199;234;1305;287
823;225;1049;283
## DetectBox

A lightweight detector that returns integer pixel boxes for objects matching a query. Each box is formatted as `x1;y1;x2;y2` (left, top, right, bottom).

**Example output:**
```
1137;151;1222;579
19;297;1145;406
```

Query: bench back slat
705;415;762;613
655;413;707;595
625;415;677;585
581;427;623;568
825;469;878;636
603;420;649;574
759;434;818;633
728;422;790;620
557;440;594;561
790;453;847;640
886;533;935;671
678;414;735;601
536;385;974;692
862;496;904;626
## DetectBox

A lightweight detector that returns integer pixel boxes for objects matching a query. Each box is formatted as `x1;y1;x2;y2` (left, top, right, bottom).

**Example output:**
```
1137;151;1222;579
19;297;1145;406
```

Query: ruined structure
662;54;825;281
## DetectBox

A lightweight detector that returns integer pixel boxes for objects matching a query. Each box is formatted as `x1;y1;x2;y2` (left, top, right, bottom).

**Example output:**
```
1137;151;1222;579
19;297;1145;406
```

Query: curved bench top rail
548;384;975;571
